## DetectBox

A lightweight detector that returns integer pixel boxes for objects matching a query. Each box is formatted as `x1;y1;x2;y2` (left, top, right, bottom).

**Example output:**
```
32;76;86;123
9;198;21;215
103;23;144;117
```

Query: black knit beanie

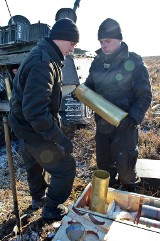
98;18;123;40
49;18;79;43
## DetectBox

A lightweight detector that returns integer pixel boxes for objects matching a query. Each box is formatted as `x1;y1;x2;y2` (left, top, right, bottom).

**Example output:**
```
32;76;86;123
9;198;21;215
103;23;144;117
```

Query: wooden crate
52;183;160;240
74;183;160;230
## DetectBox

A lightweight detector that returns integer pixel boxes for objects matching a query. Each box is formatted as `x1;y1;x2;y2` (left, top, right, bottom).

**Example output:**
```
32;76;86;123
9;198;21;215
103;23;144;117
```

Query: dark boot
109;177;120;188
32;196;46;210
118;184;139;193
42;204;68;221
124;184;138;193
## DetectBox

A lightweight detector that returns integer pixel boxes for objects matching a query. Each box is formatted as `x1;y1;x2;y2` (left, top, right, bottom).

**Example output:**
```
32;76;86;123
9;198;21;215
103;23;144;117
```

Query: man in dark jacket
84;18;152;192
8;18;79;221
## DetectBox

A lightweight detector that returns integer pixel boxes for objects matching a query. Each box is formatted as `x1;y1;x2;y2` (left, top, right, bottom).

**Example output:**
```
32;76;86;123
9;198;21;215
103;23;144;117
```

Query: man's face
99;38;121;55
58;40;77;56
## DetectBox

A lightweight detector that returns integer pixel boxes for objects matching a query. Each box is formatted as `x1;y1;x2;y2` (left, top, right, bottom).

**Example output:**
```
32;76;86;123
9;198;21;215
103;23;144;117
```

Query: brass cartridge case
74;84;128;127
89;170;110;214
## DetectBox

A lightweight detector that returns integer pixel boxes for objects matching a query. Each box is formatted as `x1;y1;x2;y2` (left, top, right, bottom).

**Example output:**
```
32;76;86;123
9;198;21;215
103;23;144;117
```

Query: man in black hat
8;18;79;221
84;18;152;192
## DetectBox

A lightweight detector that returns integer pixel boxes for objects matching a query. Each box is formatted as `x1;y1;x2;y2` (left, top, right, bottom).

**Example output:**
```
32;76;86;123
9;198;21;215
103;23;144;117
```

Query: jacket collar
37;37;64;66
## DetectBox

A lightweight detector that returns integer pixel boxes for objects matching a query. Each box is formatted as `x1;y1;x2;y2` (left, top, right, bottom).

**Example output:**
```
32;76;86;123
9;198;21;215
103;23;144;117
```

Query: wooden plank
74;182;91;208
136;159;160;178
106;221;160;241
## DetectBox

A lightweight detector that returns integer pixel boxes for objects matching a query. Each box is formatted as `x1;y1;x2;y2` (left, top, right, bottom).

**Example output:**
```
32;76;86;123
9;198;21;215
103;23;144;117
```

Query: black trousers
20;137;76;208
95;125;139;185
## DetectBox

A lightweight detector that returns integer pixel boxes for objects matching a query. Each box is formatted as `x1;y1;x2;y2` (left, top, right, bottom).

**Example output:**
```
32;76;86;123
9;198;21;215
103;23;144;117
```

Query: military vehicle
0;0;93;141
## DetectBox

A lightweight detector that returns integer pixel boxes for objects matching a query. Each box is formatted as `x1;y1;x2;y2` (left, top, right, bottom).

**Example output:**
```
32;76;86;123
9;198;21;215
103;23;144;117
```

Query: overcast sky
1;0;160;57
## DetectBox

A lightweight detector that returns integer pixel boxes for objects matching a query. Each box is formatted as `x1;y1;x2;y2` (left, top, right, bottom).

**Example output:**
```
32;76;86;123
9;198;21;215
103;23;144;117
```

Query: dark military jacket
84;42;152;125
9;38;64;141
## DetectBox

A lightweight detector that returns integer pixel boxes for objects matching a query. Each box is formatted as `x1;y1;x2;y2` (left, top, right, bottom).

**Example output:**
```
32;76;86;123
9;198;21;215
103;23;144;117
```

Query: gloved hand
71;90;79;101
119;116;137;129
56;135;73;155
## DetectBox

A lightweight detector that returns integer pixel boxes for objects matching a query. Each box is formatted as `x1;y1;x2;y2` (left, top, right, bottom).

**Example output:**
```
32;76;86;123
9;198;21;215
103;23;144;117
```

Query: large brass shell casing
89;170;110;214
74;84;128;127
